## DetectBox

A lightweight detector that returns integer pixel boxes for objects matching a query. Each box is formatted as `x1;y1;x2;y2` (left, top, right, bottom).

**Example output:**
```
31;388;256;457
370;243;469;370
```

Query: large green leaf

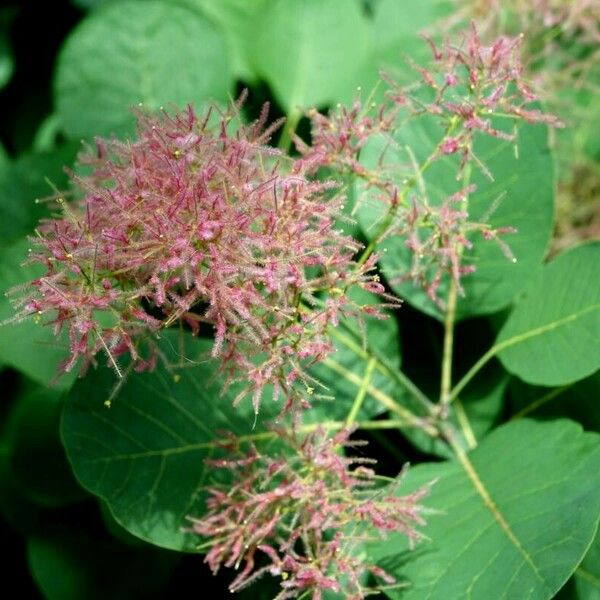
0;143;79;248
0;239;77;389
193;0;268;81
307;288;403;423
358;118;555;320
497;242;600;386
55;0;232;138
27;526;177;600
6;386;86;507
367;419;600;600
509;371;600;432
61;331;279;551
249;0;373;113
573;529;600;600
373;0;452;82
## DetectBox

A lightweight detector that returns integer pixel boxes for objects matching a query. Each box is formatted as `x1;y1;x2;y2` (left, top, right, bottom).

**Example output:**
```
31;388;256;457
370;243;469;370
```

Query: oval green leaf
250;0;372;113
358;117;555;320
368;419;600;600
61;332;278;551
497;242;600;386
0;239;77;389
55;0;232;138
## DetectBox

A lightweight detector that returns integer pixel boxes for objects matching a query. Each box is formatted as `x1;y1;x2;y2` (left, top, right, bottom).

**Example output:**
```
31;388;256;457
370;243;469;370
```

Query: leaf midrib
498;302;600;353
453;445;553;594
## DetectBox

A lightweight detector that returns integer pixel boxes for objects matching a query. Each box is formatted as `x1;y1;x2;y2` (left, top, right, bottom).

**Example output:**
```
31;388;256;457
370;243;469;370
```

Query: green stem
454;399;478;449
322;357;437;437
440;276;458;408
278;108;301;153
356;118;459;268
441;159;471;410
448;346;496;403
346;356;377;426
511;384;573;420
217;417;434;450
329;325;435;413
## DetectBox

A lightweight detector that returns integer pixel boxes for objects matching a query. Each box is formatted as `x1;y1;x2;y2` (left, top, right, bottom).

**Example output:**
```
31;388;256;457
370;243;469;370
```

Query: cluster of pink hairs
13;23;563;599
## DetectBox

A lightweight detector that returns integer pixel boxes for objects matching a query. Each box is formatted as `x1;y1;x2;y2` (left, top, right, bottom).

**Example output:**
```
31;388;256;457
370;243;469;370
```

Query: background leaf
373;0;452;83
193;0;267;81
0;7;16;90
358;118;555;320
0;238;77;389
27;525;177;600
497;242;600;386
572;530;600;600
250;0;373;114
556;528;600;600
0;143;78;248
6;385;87;507
367;419;600;600
55;0;233;138
61;331;279;551
508;371;600;432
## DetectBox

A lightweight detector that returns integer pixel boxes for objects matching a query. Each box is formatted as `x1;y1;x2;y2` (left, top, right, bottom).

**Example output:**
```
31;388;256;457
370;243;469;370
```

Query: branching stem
440;276;458;408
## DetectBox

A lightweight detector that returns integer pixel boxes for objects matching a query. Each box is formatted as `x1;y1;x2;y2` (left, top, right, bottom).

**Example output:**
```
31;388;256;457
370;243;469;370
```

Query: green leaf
417;363;508;458
358;117;555;320
61;331;278;551
0;8;16;90
0;143;79;248
6;386;87;507
368;419;600;600
193;0;268;81
497;242;600;386
307;288;403;423
373;0;452;83
55;0;233;138
509;371;600;432
0;239;77;389
250;0;373;113
27;527;177;600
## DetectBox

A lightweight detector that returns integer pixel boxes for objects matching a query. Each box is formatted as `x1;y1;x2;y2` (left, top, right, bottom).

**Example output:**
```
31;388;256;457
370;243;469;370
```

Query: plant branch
440;276;458;408
346;356;377;426
448;346;497;403
454;399;478;449
322;357;437;437
511;384;573;419
329;325;435;413
278;108;301;152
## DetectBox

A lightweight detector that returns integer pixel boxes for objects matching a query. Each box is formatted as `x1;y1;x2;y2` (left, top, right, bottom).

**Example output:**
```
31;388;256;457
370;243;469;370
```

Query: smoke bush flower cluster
191;427;430;599
298;26;561;304
10;24;565;598
414;24;563;158
457;0;600;47
17;100;385;413
447;2;600;111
